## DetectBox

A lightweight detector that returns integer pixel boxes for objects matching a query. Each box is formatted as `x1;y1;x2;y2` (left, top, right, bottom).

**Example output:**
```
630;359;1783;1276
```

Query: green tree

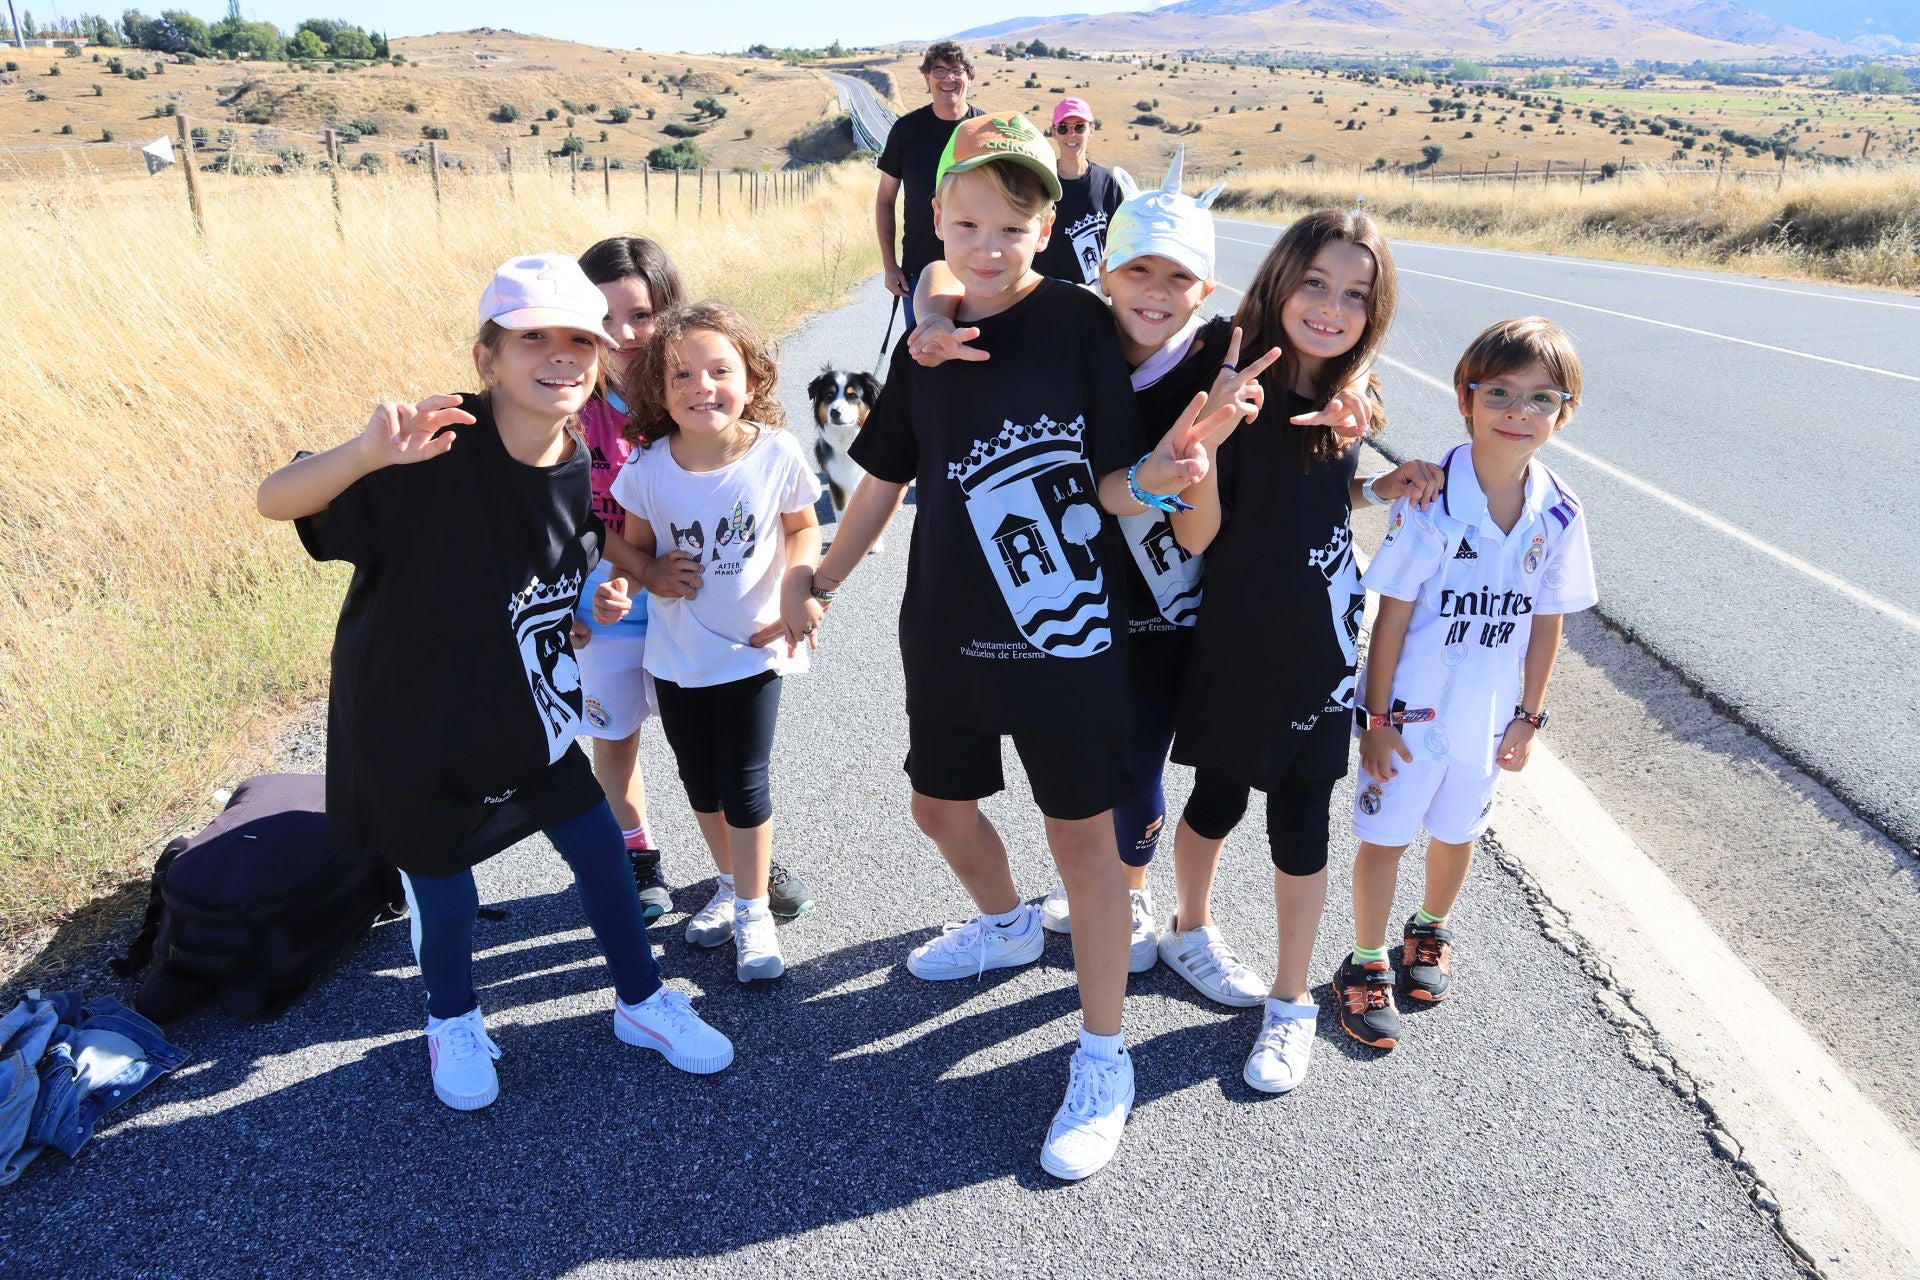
1421;142;1445;165
493;103;521;123
329;29;374;60
287;29;325;59
647;139;702;170
209;18;284;60
607;105;632;123
20;11;37;39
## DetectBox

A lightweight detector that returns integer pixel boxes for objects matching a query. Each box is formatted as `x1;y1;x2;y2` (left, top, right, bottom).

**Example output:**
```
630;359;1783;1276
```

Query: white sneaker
906;906;1045;981
1040;1047;1135;1181
686;880;736;948
734;905;785;983
1128;889;1159;975
1156;922;1266;1007
1244;998;1317;1094
614;987;734;1074
1039;882;1072;935
425;1004;501;1111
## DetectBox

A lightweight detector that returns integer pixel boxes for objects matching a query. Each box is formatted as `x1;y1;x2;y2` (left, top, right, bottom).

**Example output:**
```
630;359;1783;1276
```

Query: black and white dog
807;366;885;551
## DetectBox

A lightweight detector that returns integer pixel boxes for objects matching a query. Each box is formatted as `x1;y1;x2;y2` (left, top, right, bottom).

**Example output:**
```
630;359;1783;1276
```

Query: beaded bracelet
1127;454;1193;515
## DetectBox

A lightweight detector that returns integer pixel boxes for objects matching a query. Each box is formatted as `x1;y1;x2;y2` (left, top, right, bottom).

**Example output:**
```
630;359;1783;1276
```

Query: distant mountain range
950;0;1916;58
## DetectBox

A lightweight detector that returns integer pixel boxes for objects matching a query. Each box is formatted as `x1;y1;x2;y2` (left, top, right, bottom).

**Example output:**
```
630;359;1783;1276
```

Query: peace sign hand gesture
1200;327;1282;452
358;394;474;469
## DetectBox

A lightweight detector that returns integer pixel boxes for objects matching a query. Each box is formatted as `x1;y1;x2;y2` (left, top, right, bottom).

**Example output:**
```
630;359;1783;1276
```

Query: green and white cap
934;113;1062;202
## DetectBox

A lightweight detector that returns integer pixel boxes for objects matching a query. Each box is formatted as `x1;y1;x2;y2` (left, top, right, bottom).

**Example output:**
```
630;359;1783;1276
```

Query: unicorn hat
1101;147;1224;283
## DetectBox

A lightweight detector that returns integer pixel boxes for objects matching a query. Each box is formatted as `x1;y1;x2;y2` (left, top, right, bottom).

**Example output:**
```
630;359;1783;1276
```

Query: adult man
875;41;981;328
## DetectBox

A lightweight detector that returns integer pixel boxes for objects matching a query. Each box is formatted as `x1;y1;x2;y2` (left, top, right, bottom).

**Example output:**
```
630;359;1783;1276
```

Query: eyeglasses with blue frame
1468;382;1573;416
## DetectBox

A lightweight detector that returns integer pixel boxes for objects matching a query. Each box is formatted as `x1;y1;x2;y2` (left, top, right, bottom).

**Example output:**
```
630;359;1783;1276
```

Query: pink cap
1051;97;1093;128
477;253;619;343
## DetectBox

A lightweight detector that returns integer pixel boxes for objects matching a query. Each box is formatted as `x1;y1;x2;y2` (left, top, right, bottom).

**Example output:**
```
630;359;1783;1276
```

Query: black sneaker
1331;954;1402;1050
1399;915;1453;1004
767;862;814;918
628;848;672;922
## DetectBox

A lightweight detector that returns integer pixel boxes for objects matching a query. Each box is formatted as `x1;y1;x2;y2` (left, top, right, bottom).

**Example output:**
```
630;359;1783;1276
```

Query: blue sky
178;2;1163;53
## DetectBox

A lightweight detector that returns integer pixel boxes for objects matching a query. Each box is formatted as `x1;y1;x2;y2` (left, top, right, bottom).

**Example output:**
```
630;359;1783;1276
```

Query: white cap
477;253;619;343
1101;148;1224;283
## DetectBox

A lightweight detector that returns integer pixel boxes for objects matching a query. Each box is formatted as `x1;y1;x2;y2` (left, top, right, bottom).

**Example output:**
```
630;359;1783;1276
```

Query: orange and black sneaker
1400;916;1454;1004
1331;955;1402;1050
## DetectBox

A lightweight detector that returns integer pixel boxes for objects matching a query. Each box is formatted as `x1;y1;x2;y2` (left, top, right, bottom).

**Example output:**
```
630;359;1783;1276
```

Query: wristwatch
1362;473;1388;506
1512;706;1550;730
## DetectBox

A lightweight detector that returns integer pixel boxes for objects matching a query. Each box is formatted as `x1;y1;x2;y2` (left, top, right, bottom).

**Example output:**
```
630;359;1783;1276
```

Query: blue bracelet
1127;454;1193;514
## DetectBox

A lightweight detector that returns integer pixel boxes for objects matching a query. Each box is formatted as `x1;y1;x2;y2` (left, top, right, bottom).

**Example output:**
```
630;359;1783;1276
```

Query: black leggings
1182;768;1337;878
651;671;782;829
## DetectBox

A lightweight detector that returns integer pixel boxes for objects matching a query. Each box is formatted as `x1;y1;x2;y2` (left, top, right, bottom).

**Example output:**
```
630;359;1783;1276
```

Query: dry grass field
0;156;878;963
0;31;844;178
851;51;1920;179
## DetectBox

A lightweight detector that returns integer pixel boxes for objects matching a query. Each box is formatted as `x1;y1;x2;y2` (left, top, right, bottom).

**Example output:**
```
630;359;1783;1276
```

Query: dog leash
878;294;900;360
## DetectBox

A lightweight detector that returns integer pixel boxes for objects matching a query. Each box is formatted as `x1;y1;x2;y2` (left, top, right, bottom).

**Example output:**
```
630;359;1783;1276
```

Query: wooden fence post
644;162;650;214
699;165;705;216
323;126;344;236
569;148;578;195
175;114;205;236
505;144;515;201
428;139;442;214
1578;156;1588;190
674;165;681;219
604;155;611;210
1511;159;1521;192
716;168;723;217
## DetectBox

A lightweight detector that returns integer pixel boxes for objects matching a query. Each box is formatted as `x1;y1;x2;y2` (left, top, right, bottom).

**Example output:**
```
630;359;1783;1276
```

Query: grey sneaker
767;862;814;918
1156;923;1266;1007
734;905;785;983
686;880;736;948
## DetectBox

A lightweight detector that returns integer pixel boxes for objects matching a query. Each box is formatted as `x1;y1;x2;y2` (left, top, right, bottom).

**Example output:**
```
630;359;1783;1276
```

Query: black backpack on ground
114;773;405;1022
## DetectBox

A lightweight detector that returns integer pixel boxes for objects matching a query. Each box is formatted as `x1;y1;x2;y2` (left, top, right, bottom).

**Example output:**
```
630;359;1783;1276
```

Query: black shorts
905;718;1127;822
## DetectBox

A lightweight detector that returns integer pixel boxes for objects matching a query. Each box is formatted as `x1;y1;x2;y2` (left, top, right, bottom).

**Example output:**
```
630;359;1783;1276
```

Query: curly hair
620;300;785;446
1232;207;1397;469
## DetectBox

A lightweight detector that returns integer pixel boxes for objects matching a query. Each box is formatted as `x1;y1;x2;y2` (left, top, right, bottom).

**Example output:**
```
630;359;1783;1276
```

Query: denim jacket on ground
0;989;188;1186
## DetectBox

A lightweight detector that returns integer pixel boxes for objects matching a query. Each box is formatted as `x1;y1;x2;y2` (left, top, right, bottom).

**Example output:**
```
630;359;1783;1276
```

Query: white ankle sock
716;873;735;890
736;894;770;917
984;905;1026;928
1079;1027;1126;1064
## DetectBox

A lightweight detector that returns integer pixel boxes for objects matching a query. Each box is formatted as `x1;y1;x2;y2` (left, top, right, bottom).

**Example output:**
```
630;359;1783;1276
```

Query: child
1166;210;1443;1096
593;301;822;984
572;236;681;918
1340;316;1597;1051
1032;96;1125;287
257;253;732;1112
908;150;1284;973
809;114;1234;1181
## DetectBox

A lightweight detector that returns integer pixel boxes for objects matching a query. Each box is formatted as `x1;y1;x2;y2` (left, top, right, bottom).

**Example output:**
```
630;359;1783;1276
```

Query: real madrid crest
1524;533;1545;575
1359;782;1383;816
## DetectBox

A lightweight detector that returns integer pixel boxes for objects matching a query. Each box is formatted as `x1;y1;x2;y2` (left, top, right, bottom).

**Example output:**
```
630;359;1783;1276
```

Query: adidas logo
1452;538;1478;560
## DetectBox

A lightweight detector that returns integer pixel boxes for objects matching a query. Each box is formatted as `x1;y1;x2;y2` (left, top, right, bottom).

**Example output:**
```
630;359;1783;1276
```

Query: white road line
1210;279;1920;633
1216;218;1920;312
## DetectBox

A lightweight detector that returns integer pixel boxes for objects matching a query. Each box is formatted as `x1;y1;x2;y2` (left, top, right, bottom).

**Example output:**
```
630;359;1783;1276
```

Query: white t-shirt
609;426;822;688
1361;443;1597;775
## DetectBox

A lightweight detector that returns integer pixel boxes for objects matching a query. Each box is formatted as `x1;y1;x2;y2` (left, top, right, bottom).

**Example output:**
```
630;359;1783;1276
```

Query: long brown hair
1232;207;1397;467
621;300;785;446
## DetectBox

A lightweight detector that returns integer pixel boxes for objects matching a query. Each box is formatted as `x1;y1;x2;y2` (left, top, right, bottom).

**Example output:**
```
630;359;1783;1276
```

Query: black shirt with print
852;278;1146;734
1033;163;1125;286
296;394;607;877
877;102;983;280
1172;391;1364;787
1118;314;1233;698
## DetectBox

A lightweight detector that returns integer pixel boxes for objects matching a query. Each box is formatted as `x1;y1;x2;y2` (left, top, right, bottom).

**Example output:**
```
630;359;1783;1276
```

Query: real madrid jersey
1362;442;1598;775
851;278;1145;733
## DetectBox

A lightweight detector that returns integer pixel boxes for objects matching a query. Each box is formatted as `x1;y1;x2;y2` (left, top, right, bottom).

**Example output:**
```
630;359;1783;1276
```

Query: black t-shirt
1172;391;1364;787
296;394;607;877
878;102;983;279
1033;163;1125;286
851;278;1146;734
1117;315;1234;698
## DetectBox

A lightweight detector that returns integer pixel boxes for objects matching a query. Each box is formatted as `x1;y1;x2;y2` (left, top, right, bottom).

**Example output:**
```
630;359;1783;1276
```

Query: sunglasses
1053;121;1090;135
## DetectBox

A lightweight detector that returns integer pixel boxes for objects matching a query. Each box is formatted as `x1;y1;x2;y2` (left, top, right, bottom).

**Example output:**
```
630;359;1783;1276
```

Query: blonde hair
621;300;784;446
1453;316;1583;432
935;161;1054;223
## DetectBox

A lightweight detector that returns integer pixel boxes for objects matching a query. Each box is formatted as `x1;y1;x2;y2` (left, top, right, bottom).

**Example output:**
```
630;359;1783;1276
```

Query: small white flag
141;135;176;175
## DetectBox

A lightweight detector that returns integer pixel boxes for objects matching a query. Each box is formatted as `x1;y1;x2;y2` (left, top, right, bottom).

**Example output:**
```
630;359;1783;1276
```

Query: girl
257;253;733;1112
573;236;683;919
593;301;822;984
1167;210;1442;1096
1032;96;1125;287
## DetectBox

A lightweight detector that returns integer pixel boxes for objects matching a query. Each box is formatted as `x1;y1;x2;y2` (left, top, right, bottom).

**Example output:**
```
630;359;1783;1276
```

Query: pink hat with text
1051;97;1094;127
477;253;619;343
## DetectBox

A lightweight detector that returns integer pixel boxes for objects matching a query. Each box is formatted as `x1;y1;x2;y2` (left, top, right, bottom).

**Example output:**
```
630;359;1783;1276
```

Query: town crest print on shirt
948;414;1114;657
510;569;587;763
1062;209;1111;285
1307;522;1364;722
1122;511;1202;627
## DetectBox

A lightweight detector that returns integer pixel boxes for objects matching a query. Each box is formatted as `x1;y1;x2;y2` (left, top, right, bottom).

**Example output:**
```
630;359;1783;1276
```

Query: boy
1337;316;1598;1051
811;113;1230;1180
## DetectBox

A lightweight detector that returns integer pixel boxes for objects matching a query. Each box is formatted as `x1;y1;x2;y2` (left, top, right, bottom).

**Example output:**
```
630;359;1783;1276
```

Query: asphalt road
825;71;896;154
0;276;1805;1279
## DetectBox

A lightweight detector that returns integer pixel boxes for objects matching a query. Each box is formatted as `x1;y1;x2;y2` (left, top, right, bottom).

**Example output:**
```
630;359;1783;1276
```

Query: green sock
1352;944;1388;965
1416;906;1449;928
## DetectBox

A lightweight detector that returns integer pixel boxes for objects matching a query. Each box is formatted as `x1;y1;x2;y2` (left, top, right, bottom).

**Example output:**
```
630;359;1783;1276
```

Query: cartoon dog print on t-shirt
948;414;1113;658
509;569;585;762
